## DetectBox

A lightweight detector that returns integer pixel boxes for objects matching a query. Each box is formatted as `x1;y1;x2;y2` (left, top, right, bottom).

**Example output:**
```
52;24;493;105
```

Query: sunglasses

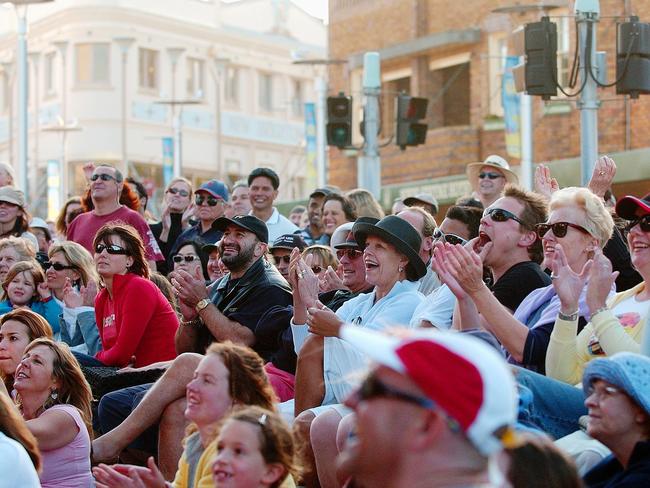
336;248;363;260
535;222;590;239
433;228;467;246
172;255;200;263
484;208;526;227
42;261;76;271
273;255;291;265
354;375;434;409
478;172;504;180
195;195;221;206
90;173;118;182
625;214;650;233
95;243;129;255
167;188;190;197
311;266;323;274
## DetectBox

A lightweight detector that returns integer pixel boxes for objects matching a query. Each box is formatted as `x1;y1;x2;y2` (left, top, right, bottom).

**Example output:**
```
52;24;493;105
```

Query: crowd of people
0;155;648;487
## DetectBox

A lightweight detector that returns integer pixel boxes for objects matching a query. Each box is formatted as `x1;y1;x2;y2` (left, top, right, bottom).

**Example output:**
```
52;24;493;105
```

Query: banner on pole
502;56;521;159
162;137;174;187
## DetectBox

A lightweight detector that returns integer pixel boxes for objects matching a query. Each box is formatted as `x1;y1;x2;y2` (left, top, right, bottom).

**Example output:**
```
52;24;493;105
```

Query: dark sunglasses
172;255;200;263
195;195;221;206
167;188;190;197
273;255;291;265
336;248;363;260
478;172;504;180
433;228;467;246
90;173;118;182
354;375;434;409
311;266;323;274
625;214;650;233
535;222;590;239
42;261;76;271
95;243;129;255
484;208;526;227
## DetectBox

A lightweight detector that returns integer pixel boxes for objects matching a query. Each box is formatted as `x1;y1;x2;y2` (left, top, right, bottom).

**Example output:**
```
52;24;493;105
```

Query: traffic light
512;17;558;99
395;94;428;150
616;18;650;98
326;93;352;148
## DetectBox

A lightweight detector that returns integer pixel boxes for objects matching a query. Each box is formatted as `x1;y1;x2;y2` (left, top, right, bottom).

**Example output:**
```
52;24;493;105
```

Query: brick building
327;0;650;211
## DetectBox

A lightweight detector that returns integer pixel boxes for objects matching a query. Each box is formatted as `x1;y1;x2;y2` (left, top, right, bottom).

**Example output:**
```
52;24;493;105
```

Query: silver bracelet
590;306;610;320
558;310;579;321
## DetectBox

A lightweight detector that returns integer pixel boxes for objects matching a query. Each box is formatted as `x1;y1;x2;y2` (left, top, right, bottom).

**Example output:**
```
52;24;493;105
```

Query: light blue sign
162;137;174;186
221;111;304;146
502;56;521;158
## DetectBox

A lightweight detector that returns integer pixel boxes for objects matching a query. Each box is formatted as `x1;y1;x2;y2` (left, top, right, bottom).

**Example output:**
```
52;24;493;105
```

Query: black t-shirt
491;261;552;312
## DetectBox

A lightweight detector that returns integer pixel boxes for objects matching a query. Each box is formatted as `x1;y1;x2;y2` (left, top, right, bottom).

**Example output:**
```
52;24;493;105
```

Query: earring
398;266;404;273
50;390;58;401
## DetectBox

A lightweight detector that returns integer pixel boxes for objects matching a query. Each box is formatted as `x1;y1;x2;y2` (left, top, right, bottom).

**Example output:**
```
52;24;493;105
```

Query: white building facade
0;0;326;218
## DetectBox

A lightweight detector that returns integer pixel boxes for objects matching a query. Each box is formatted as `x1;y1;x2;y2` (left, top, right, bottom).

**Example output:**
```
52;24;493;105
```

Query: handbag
81;365;165;400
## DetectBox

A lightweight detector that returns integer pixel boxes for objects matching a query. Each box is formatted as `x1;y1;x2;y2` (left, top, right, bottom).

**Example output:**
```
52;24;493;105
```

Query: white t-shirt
0;431;40;488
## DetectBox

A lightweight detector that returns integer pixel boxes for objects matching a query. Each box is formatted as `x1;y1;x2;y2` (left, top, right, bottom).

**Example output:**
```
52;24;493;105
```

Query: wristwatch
195;298;211;313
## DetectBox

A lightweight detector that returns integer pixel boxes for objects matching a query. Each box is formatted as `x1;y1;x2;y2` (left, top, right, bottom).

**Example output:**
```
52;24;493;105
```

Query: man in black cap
270;233;307;282
296;187;332;245
248;167;298;241
92;215;295;469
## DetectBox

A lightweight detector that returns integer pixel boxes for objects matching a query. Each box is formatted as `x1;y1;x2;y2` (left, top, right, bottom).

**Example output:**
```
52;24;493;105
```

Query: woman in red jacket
76;223;178;368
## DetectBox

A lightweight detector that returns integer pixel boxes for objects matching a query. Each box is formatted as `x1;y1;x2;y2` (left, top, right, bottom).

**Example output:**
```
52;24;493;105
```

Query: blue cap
583;352;650;415
197;179;229;201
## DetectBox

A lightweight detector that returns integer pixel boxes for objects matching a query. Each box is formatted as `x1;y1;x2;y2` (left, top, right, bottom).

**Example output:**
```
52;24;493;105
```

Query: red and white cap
340;325;518;456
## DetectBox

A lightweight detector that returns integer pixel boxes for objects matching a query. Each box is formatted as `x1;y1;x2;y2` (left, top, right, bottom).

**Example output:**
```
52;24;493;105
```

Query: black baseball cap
248;167;280;190
213;215;269;244
270;234;307;252
309;188;333;199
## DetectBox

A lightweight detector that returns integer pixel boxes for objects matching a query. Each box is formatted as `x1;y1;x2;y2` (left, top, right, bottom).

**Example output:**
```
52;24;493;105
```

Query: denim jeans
515;366;587;440
72;350;105;367
97;383;157;453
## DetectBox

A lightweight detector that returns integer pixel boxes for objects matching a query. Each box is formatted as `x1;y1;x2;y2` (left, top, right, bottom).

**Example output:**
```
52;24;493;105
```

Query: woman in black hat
289;215;426;486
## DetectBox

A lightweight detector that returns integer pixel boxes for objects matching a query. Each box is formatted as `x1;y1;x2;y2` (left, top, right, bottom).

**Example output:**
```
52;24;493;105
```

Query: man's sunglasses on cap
195;194;221;206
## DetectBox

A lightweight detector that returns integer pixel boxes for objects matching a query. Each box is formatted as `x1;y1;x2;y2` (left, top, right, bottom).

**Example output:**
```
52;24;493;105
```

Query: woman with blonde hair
0;393;41;486
346;188;385;220
0;308;52;395
14;338;93;487
0;235;36;283
0;261;62;334
301;245;339;290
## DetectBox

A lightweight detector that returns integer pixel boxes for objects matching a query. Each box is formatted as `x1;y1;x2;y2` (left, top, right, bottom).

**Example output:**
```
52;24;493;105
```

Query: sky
222;0;328;22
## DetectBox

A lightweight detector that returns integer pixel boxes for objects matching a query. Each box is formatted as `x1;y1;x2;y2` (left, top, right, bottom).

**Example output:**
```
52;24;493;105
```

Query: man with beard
92;215;294;474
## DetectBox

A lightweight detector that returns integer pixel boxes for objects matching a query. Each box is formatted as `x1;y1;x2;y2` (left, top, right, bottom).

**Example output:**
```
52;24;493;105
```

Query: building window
75;43;110;85
225;67;239;105
186;57;204;98
44;51;57;96
139;48;159;90
259;72;273;112
428;62;470;128
488;33;508;117
291;79;303;117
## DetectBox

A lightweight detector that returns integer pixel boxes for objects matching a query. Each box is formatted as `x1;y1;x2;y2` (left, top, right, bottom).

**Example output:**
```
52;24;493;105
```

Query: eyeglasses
95;243;129;255
625;214;650;233
167;188;190;197
90;173;118;182
172;255;200;263
433;228;467;246
42;261;77;271
484;208;526;227
478;172;504;180
195;195;222;206
353;374;434;409
273;255;291;265
311;266;323;274
336;248;363;260
535;222;590;239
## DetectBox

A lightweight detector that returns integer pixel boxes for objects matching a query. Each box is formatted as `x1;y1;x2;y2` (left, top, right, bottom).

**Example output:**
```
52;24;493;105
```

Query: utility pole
575;0;601;185
359;52;381;198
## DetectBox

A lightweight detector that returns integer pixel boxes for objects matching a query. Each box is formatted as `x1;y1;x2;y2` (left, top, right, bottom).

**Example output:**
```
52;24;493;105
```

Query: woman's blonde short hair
549;187;614;247
48;241;99;287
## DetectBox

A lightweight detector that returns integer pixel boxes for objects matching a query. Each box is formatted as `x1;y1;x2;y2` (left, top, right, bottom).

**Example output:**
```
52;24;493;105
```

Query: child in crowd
213;406;300;488
0;261;61;335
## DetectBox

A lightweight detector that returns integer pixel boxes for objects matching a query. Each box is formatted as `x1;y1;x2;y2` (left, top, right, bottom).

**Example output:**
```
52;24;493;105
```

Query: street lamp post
1;61;14;169
114;37;135;175
155;99;200;178
28;51;40;204
209;56;230;179
6;0;54;196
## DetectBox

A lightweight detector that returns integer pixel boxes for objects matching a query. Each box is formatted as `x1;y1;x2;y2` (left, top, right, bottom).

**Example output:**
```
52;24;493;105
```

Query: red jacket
94;273;179;367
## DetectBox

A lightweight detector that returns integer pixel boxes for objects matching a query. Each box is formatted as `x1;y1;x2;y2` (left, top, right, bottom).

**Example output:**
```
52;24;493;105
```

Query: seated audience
0;393;41;487
54;196;82;240
0;236;37;283
202;242;228;283
171;241;209;282
321;193;357;242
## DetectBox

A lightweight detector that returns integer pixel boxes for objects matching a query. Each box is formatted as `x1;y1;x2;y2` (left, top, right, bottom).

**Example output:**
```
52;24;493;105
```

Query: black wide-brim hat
352;215;426;280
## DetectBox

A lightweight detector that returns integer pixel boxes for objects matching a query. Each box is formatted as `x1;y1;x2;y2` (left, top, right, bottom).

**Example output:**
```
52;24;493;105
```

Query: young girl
0;261;61;336
213;406;300;488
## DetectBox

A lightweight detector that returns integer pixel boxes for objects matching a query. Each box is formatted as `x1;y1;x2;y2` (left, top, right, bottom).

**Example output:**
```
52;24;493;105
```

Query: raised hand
588;156;616;198
82;162;96;182
534;164;559;200
307;301;343;337
37;282;51;300
586;247;618;314
181;203;196;230
431;242;467;299
551;243;592;314
62;278;83;308
296;253;319;309
444;240;488;296
320;266;346;292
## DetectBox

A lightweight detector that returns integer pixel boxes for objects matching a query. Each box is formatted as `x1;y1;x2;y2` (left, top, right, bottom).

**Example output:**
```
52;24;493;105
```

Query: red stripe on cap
395;340;484;432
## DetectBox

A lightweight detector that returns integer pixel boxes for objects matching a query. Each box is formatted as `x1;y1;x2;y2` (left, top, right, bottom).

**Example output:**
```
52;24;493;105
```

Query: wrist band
590;306;609;320
181;317;201;328
558;310;579;321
